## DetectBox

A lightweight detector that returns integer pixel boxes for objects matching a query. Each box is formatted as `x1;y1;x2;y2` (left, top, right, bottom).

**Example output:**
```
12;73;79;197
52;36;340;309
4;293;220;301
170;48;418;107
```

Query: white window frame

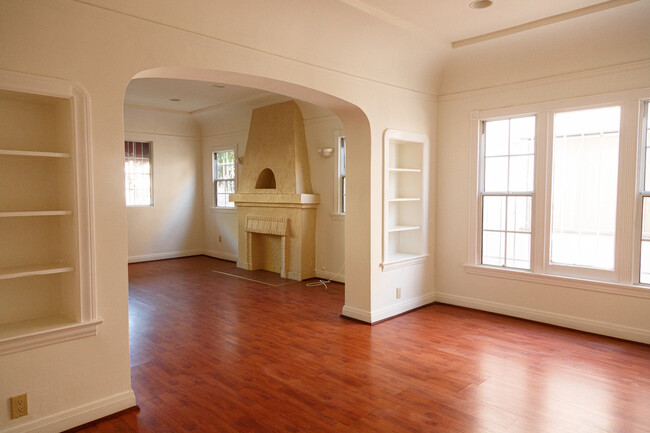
467;89;650;299
124;140;153;207
331;129;346;218
213;148;236;209
338;135;346;215
636;100;650;284
478;114;536;270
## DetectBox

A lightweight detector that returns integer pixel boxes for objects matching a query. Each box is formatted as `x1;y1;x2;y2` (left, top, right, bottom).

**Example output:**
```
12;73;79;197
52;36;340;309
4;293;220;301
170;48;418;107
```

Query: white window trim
637;101;650;284
330;129;346;218
468;88;650;296
124;140;154;207
212;146;237;209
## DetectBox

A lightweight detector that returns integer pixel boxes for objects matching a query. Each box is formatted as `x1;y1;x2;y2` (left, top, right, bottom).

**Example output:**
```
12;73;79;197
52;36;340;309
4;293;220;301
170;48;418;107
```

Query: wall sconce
237;156;244;165
317;148;334;158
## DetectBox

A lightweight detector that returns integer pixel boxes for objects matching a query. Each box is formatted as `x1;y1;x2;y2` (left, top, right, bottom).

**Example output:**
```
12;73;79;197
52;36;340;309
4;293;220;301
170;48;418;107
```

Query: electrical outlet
10;393;28;419
396;287;401;299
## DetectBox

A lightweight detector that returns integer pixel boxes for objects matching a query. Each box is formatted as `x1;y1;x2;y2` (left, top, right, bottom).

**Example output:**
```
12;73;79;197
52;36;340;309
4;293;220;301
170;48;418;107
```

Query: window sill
0;318;103;356
464;265;650;299
210;207;237;214
330;212;345;221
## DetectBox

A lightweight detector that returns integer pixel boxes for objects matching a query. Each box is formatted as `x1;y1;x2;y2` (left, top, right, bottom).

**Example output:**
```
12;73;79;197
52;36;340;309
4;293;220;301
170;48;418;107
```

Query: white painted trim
435;292;650;344
0;319;103;356
380;254;428;272
3;390;136;433
464;264;650;299
210;206;237;214
370;292;435;323
314;269;345;283
340;305;372;323
124;129;201;140
127;249;204;263
438;59;650;101
203;249;238;262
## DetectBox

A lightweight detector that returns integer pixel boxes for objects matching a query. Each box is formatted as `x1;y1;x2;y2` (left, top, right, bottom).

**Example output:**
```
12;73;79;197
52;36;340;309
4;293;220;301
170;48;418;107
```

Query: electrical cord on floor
305;263;345;290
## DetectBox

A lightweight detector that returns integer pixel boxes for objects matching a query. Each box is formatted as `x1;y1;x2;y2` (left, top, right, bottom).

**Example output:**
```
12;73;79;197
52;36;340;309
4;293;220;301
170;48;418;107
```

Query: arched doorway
124;67;372;309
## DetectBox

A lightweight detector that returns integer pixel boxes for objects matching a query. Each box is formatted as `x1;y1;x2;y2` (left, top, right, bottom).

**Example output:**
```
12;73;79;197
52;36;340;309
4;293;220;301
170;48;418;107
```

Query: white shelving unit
381;129;429;271
0;70;98;355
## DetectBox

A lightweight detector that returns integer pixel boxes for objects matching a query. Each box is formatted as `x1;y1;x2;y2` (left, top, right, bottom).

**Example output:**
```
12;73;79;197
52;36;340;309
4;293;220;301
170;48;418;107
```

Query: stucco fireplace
230;101;319;280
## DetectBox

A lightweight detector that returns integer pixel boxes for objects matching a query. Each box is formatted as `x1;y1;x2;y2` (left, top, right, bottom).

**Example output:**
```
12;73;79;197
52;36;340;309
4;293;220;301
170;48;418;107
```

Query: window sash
469;92;650;290
213;150;235;208
124;141;152;206
479;116;536;270
338;136;346;214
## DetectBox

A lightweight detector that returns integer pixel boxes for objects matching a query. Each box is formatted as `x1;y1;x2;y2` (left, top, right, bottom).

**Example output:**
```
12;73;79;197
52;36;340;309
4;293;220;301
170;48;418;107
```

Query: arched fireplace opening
255;168;277;189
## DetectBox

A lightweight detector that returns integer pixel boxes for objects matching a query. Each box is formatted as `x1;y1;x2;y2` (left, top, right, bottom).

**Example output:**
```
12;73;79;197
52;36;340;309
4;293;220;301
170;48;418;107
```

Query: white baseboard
341;292;435;324
436;292;650;344
371;292;436;323
204;249;238;262
4;390;136;433
315;269;345;283
128;249;203;263
341;305;372;323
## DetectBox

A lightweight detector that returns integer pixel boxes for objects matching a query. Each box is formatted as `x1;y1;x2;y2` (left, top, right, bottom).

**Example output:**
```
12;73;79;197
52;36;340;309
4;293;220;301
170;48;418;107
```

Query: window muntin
639;102;650;284
339;136;346;214
550;106;620;270
124;141;152;206
480;116;535;269
214;150;235;208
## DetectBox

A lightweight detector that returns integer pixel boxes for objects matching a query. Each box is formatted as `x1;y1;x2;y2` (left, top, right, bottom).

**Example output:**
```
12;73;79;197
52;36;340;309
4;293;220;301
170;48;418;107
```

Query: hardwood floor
69;256;650;432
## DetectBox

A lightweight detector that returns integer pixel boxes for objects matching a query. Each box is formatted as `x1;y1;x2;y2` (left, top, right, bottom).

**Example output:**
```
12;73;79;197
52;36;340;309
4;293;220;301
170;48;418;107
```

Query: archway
124;67;372;308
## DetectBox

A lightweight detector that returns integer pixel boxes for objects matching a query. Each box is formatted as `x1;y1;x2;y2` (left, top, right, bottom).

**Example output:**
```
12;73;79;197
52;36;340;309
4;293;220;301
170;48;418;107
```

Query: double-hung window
338;136;346;214
124;141;153;206
471;91;650;292
214;149;235;208
480;116;535;269
639;101;650;283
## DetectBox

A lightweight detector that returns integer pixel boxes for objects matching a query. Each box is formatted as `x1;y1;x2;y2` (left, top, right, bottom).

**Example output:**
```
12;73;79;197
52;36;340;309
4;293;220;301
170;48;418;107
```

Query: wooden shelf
0;149;71;158
383;129;429;270
0;264;74;280
0;210;72;217
388;225;421;233
388;168;421;173
388;197;421;202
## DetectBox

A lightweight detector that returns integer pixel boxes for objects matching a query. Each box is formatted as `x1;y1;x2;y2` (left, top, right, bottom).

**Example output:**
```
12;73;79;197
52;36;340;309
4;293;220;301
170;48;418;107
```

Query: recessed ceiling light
469;0;493;9
169;98;181;102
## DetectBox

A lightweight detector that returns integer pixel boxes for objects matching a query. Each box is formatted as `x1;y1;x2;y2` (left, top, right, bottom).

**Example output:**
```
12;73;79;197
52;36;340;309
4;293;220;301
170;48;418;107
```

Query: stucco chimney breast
230;101;320;280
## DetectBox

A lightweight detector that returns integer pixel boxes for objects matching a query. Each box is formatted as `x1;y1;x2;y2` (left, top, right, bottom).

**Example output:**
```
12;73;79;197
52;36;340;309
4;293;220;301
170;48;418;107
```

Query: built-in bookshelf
381;129;429;271
0;70;98;355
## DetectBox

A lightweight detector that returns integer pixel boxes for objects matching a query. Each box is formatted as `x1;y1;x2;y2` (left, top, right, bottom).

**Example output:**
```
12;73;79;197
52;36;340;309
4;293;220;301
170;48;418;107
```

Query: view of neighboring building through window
214;150;235;208
339;136;346;214
124;141;153;206
550;106;620;270
480;116;535;269
640;102;650;283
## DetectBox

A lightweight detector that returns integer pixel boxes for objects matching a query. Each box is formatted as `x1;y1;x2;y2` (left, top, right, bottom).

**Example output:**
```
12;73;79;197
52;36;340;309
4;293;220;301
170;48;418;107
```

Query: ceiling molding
124;103;191;115
452;0;639;48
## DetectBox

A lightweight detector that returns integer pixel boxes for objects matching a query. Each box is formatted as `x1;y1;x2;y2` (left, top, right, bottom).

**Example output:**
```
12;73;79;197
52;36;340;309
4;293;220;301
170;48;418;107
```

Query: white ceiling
338;0;635;44
124;0;638;111
124;78;274;113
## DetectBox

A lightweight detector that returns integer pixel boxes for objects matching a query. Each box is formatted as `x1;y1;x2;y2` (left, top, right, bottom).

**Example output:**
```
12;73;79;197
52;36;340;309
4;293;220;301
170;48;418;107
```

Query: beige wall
124;107;204;262
435;0;650;343
0;1;437;430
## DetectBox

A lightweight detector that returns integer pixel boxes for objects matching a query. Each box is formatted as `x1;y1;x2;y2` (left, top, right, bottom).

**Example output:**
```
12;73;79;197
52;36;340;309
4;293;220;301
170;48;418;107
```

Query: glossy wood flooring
70;256;650;432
